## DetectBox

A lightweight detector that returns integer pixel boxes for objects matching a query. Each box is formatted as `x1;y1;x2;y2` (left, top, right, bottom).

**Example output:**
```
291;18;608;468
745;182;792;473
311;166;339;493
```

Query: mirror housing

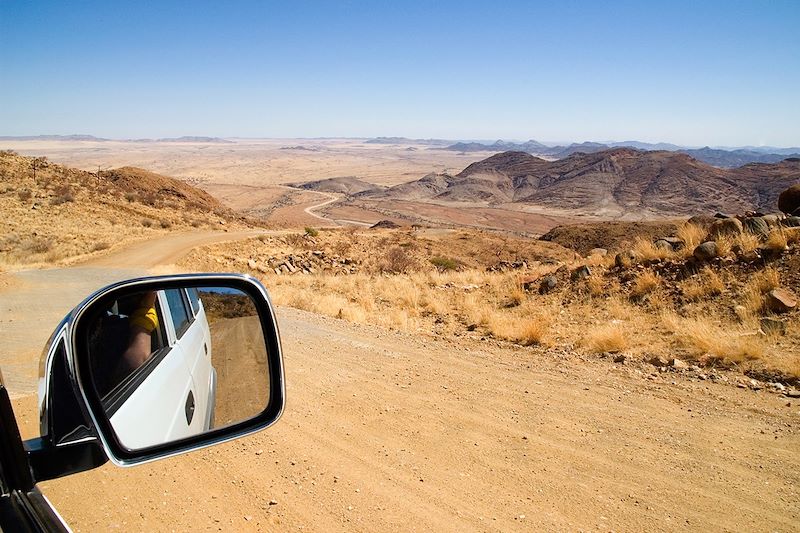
27;274;284;479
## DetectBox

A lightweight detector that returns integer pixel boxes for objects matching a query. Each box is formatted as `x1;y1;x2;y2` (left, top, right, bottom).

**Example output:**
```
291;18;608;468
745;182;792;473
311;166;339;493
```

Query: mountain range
355;148;800;217
441;139;800;168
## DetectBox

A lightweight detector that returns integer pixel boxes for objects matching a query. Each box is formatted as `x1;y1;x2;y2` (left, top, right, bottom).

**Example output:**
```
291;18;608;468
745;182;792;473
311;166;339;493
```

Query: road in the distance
4;231;799;531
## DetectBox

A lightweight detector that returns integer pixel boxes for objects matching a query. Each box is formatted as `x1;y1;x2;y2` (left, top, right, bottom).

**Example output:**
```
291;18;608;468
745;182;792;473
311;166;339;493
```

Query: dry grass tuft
680;267;724;301
676;223;706;256
739;267;781;318
763;229;788;253
630;270;661;300
582;323;628;353
661;312;765;363
488;313;549;346
632;237;674;261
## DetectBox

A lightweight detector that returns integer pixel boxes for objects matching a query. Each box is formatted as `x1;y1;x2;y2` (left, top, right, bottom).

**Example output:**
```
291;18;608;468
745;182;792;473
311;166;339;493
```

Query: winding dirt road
3;231;799;532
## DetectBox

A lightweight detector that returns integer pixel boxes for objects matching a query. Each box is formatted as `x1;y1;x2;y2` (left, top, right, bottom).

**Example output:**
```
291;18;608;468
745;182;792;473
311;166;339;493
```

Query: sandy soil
3;232;799;532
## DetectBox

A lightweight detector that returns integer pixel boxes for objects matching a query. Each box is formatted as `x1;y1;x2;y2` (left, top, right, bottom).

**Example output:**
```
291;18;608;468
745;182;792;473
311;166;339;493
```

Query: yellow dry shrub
632;236;674;261
676;222;707;256
581;323;628;353
630;270;661;299
739;268;780;318
660;312;765;362
680;267;724;301
713;234;734;258
488;313;549;346
586;274;606;297
733;232;760;255
764;229;788;252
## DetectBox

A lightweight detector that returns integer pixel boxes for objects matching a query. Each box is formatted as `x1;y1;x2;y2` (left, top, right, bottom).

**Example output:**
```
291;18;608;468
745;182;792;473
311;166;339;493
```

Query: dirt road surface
3;232;799;531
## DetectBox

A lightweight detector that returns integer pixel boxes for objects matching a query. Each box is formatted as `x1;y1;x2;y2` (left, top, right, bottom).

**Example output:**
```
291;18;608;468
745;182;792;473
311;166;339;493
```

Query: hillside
0;151;246;268
372;149;800;217
288;176;384;195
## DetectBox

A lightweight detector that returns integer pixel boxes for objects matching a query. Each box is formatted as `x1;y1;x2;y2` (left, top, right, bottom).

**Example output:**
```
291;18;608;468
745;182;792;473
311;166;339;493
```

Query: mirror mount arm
24;437;108;483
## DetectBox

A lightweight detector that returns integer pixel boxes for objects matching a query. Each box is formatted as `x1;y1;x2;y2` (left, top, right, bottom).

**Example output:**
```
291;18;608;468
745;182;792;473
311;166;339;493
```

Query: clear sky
1;0;798;146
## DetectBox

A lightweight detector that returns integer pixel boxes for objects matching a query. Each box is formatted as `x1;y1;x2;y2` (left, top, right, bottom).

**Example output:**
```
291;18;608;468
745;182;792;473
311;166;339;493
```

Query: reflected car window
165;289;191;339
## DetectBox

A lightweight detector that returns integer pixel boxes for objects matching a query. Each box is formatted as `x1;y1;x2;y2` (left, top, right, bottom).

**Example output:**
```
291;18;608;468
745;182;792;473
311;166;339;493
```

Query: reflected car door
108;292;197;449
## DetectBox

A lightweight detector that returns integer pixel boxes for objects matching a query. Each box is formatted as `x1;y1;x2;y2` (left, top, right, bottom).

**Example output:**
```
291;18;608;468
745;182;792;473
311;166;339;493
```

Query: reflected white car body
110;288;215;449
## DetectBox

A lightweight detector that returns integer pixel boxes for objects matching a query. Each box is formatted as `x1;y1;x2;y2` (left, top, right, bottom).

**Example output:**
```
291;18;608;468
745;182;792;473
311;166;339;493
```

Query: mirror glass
83;285;270;450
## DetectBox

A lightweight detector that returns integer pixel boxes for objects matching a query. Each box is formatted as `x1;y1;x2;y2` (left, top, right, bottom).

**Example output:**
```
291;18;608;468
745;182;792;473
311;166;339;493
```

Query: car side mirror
27;274;284;479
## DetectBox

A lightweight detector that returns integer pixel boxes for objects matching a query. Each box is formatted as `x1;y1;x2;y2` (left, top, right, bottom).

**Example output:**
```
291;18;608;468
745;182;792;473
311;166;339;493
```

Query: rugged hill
288;176;385;196
372;148;800;216
0;151;243;267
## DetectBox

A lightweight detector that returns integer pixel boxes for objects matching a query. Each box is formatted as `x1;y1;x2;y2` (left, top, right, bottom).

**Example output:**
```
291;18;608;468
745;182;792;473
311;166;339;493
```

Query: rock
768;382;786;392
521;276;538;291
247;259;257;269
781;216;800;228
268;500;278;506
538;275;557;295
765;288;797;313
654;239;673;251
778;184;800;215
613;354;626;363
693;241;718;261
589;248;608;257
615;250;636;268
713;212;732;219
760;317;786;336
749;379;762;391
687;215;716;228
670;358;689;370
648;356;668;367
742;217;770;239
708;218;743;238
571;265;591;281
786;390;800;398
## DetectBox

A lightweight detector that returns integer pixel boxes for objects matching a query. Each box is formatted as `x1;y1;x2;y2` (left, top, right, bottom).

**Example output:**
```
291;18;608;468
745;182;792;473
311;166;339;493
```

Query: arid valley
1;138;799;531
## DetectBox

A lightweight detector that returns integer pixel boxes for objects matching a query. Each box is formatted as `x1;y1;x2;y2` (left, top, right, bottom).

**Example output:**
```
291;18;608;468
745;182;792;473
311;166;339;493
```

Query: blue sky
1;0;798;146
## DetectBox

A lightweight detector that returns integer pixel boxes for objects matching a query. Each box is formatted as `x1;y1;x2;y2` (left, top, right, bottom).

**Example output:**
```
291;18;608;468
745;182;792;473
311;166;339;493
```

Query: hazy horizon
2;0;798;146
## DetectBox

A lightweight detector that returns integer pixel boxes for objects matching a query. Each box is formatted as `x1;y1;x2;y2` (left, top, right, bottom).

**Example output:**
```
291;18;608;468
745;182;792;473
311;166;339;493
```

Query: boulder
538;275;557;295
781;216;800;228
708;217;743;238
742;217;770;239
654;239;673;251
693;241;718;261
571;265;591;281
670;358;689;370
588;248;608;257
615;250;636;268
778;184;800;215
766;288;797;313
648;356;668;367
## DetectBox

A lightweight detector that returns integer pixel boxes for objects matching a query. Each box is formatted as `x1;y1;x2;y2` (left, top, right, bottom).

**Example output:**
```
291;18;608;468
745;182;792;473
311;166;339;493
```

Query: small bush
141;218;154;228
381;247;417;274
429;256;459;272
91;241;111;252
160;220;173;229
764;229;788;253
50;185;74;205
676;223;706;256
582;324;627;353
17;189;32;202
304;226;319;237
141;191;158;206
125;192;137;203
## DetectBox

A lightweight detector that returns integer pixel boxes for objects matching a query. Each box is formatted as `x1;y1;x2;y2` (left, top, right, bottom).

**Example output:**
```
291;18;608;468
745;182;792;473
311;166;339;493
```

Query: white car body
109;288;216;449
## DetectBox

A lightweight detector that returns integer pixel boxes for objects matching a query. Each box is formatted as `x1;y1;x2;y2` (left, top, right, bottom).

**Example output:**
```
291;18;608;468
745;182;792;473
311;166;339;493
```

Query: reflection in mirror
84;285;269;450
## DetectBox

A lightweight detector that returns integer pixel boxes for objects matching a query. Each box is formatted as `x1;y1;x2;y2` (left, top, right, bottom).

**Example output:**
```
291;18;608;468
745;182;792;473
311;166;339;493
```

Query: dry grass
661;312;765;363
680;268;724;301
740;268;781;318
764;229;788;252
676;222;706;257
488;313;549;346
582;323;628;353
733;232;760;255
630;271;661;300
632;236;674;261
